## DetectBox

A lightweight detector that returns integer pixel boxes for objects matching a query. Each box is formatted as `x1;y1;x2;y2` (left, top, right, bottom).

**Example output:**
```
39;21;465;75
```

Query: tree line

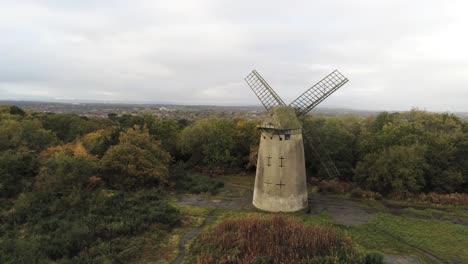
1;105;467;199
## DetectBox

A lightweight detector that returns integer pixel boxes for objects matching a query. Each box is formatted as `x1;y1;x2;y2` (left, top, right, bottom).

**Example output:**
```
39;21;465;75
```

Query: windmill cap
259;105;302;130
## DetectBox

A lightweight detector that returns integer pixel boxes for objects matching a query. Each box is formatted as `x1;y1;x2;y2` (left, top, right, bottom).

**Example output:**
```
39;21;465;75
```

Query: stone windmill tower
244;70;349;212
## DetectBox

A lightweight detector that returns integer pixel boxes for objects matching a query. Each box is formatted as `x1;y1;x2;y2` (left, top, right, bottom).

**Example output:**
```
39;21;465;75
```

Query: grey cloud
0;0;467;111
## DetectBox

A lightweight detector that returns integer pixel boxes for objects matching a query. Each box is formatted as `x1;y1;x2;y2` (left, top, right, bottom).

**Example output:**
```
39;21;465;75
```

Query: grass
213;174;254;199
346;213;468;264
218;174;255;187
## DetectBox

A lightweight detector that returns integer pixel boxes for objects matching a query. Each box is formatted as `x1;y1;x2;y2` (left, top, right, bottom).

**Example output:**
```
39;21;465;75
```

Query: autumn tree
100;126;171;189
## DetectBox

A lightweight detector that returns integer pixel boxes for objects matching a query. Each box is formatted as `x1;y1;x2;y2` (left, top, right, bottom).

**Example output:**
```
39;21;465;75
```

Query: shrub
34;151;98;193
416;192;468;206
191;214;368;264
7;188;181;262
317;179;352;194
365;252;384;264
354;145;427;196
172;165;224;195
350;187;383;200
351;187;365;198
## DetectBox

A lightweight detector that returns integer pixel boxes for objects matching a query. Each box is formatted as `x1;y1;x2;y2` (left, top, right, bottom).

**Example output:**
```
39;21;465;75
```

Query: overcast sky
1;1;468;111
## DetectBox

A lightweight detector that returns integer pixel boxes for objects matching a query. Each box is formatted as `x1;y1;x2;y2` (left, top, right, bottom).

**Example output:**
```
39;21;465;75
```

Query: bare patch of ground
178;196;253;210
383;254;420;264
308;193;378;226
383;202;468;226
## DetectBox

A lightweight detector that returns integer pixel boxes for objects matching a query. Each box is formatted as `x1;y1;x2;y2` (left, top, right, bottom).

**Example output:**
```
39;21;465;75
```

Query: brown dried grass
194;214;358;264
417;192;468;206
317;179;352;194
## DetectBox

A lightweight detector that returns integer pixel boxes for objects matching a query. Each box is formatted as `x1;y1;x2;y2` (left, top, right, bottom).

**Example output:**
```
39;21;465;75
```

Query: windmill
244;69;348;212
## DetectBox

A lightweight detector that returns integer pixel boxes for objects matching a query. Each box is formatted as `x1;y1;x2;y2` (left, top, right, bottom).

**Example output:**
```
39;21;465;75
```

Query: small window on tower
285;134;291;140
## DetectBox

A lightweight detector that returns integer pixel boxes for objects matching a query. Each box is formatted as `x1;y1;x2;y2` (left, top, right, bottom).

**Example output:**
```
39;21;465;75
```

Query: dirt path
383;254;421;264
178;181;254;210
308;193;378;226
383;202;468;226
171;212;214;264
178;195;252;210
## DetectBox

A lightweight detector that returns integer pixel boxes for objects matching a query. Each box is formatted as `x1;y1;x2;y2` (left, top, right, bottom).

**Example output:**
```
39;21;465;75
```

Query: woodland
0;104;467;263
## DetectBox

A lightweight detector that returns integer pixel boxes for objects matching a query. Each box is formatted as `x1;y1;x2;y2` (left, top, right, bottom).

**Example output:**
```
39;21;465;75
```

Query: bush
416;192;468;206
191;214;368;264
6;188;181;262
172;165;224;195
350;187;365;198
34;151;98;193
350;187;383;200
354;145;427;196
365;252;384;264
317;179;352;194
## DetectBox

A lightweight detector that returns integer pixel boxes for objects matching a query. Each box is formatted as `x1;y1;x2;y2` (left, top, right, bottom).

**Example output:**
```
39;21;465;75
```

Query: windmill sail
290;70;348;116
245;70;286;111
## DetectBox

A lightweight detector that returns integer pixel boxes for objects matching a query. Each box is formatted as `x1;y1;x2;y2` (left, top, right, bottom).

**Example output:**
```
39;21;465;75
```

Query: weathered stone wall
253;131;308;212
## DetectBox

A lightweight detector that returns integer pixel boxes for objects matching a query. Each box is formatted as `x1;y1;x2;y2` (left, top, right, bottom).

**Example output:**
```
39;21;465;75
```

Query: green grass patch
347;213;468;264
219;174;255;187
175;173;224;195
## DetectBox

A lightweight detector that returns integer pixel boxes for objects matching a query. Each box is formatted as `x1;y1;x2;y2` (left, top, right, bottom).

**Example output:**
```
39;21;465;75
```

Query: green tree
354;144;427;196
143;114;181;155
233;119;260;169
0;148;35;197
9;105;26;116
34;151;98;193
302;116;355;180
41;113;105;142
0;119;56;152
357;110;465;193
179;118;238;169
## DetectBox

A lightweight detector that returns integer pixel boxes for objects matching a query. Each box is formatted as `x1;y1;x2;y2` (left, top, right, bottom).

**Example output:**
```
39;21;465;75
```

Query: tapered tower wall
252;130;308;212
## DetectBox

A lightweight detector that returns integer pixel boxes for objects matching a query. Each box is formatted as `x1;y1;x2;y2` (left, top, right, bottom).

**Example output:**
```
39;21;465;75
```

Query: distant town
1;100;467;120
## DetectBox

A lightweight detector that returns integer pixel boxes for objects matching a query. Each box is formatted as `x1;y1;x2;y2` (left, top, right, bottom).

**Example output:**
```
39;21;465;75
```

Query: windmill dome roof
260;106;302;130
